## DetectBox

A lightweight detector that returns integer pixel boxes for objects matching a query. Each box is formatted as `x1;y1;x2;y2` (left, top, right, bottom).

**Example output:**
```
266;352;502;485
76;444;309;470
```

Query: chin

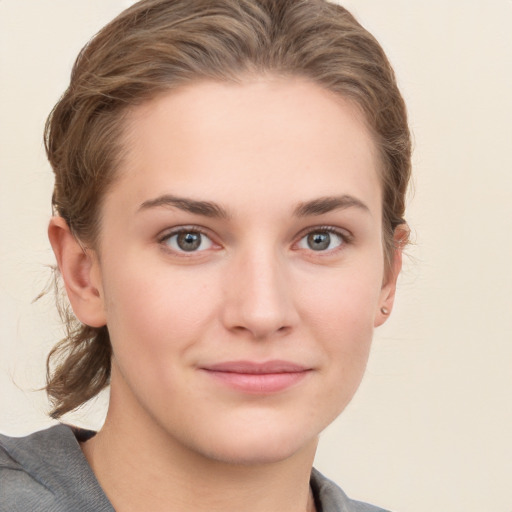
182;419;320;466
202;439;315;466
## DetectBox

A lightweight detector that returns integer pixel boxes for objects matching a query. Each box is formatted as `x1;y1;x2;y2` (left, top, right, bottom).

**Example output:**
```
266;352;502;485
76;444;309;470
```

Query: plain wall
1;1;511;511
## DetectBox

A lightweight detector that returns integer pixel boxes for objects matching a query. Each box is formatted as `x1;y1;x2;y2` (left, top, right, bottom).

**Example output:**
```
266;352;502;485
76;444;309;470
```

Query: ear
374;226;407;327
48;216;107;328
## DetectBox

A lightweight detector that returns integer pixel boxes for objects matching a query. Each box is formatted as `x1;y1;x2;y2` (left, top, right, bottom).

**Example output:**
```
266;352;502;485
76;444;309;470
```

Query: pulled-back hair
45;0;411;418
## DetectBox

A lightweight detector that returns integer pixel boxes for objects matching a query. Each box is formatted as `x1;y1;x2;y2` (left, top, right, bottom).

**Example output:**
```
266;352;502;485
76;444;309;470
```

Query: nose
220;247;299;340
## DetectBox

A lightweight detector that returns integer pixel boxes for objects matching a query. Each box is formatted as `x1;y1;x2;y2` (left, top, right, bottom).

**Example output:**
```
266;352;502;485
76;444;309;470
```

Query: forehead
111;77;382;216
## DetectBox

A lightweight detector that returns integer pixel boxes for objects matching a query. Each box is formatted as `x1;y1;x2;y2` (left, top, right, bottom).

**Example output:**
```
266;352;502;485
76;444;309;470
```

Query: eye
297;229;346;252
162;229;214;253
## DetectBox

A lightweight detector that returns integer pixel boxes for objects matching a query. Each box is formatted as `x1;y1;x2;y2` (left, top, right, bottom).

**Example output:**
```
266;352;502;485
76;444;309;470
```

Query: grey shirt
0;425;389;511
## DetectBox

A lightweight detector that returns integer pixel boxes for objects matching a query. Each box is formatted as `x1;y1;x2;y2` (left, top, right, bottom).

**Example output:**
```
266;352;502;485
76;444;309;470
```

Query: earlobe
48;216;107;328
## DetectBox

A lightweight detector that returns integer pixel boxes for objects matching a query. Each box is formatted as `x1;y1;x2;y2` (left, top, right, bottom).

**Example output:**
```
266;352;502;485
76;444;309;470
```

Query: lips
200;360;311;394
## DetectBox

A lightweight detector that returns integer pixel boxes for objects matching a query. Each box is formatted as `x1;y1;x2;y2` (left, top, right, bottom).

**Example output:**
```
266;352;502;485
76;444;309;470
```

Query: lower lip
202;370;309;394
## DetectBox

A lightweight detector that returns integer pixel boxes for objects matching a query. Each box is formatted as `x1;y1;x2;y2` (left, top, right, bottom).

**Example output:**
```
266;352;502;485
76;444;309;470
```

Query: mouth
199;360;312;394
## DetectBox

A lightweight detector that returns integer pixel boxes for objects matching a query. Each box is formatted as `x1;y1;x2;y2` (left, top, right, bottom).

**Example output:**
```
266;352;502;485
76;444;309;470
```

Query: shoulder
311;468;392;512
0;425;66;511
0;425;113;512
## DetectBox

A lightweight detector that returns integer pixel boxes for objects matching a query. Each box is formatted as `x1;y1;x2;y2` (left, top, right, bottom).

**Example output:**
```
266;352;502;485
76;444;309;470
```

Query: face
86;78;398;464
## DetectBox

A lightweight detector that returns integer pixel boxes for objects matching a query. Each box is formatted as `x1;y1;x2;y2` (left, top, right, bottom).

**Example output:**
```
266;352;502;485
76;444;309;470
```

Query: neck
81;387;318;512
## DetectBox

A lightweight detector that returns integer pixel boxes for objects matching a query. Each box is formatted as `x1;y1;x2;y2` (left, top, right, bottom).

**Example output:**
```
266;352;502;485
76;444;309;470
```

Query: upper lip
201;360;310;374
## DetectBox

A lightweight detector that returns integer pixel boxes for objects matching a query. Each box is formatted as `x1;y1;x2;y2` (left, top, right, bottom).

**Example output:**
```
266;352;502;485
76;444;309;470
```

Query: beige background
1;1;511;510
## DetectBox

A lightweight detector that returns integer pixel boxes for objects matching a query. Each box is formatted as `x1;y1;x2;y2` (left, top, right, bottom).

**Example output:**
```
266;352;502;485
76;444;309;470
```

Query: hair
44;0;411;418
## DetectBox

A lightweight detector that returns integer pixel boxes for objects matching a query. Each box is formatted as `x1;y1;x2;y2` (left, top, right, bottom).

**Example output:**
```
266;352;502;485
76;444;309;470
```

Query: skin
49;77;402;512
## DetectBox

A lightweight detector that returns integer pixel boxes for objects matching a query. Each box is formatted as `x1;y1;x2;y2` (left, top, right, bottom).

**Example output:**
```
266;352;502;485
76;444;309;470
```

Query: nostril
227;322;292;340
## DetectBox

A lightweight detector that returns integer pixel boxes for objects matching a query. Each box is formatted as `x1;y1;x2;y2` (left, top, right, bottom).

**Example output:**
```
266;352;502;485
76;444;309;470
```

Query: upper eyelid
156;224;353;248
158;225;213;241
290;226;353;257
157;227;218;257
296;225;353;242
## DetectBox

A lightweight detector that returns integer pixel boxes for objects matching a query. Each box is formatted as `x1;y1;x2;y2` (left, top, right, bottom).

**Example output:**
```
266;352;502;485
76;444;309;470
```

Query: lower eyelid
157;226;352;255
294;227;353;252
158;227;217;252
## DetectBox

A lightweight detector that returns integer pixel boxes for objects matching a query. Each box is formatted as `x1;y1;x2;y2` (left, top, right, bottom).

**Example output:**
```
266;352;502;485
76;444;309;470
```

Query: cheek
296;262;383;386
101;258;220;358
100;261;223;417
298;259;383;330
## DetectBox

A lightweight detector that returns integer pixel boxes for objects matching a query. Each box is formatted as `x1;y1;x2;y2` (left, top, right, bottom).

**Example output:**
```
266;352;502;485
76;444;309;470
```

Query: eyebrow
138;193;369;219
138;194;230;219
293;195;370;217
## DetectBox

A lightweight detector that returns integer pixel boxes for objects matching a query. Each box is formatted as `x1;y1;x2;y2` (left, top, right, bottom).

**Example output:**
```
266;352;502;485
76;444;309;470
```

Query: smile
200;360;312;394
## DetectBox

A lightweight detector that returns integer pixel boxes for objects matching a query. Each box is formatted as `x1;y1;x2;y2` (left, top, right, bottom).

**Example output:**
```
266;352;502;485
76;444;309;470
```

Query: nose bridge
222;242;297;338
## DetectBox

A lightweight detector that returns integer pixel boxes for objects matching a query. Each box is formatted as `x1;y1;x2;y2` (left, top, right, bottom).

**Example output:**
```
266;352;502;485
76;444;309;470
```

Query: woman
0;0;411;510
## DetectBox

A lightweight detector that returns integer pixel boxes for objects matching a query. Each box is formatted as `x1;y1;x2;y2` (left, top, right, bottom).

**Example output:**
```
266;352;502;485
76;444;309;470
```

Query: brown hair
45;0;411;418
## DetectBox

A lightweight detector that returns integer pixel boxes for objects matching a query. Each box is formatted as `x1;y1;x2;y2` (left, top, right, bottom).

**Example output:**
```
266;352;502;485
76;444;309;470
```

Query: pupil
307;232;330;251
177;232;201;251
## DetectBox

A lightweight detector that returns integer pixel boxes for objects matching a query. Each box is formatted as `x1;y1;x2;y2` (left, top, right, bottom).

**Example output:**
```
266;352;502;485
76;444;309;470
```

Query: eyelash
158;225;217;256
157;225;353;256
295;225;353;253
